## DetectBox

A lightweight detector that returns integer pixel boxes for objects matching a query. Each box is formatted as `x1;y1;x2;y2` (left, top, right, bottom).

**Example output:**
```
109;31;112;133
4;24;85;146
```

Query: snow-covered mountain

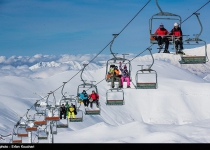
29;61;103;71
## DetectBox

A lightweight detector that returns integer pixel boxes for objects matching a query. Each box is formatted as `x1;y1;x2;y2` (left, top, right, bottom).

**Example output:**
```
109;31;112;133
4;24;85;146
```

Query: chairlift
33;112;47;127
84;94;101;115
44;105;59;135
57;82;83;122
105;34;132;84
25;109;37;132
77;64;99;94
34;103;47;127
135;48;158;89
149;0;182;52
54;85;69;127
46;121;57;135
11;117;28;143
67;95;83;122
106;88;124;105
34;100;47;115
56;119;68;128
85;106;101;115
21;111;37;143
37;125;48;141
45;92;60;122
84;95;100;115
179;12;209;64
77;64;101;115
11;127;22;143
17;118;28;137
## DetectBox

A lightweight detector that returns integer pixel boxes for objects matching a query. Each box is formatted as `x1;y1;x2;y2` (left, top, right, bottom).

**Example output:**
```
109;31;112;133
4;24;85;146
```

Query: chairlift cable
117;0;151;36
181;0;210;24
0;133;11;138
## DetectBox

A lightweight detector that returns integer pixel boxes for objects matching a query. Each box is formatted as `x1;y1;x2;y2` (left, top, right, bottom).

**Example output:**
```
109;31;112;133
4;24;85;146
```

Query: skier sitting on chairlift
78;90;89;108
119;62;130;88
67;103;77;119
88;90;99;109
169;22;185;54
60;104;66;119
106;64;115;80
154;23;170;53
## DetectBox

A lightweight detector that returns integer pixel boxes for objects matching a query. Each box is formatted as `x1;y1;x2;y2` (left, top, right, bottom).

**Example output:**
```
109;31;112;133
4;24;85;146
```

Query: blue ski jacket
78;93;88;100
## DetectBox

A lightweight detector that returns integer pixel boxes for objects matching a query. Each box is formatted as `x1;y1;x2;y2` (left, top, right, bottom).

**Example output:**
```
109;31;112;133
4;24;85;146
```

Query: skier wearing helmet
169;22;185;55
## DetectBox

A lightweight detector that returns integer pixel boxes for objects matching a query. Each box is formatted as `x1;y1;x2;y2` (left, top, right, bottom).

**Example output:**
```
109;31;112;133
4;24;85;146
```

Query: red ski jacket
89;93;99;101
170;27;182;36
154;28;170;36
169;27;183;40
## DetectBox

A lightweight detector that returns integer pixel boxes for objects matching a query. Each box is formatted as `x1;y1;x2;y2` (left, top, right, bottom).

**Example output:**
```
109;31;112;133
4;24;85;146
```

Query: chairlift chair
11;131;22;143
56;119;69;128
33;112;47;127
45;106;60;122
45;93;60;122
44;105;60;134
77;64;101;115
37;126;48;141
149;0;182;52
68;96;83;122
58;82;83;122
11;118;28;143
11;134;22;143
179;13;209;64
56;97;69;127
77;64;99;95
83;94;101;115
105;34;132;83
46;121;57;135
34;101;47;115
106;88;124;105
78;83;101;115
135;48;158;89
105;56;132;82
59;94;83;123
85;104;101;115
83;90;101;115
135;65;158;89
25;109;37;132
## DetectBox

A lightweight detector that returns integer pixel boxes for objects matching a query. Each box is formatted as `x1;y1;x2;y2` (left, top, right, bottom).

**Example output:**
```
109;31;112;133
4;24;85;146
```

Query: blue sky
0;0;210;57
